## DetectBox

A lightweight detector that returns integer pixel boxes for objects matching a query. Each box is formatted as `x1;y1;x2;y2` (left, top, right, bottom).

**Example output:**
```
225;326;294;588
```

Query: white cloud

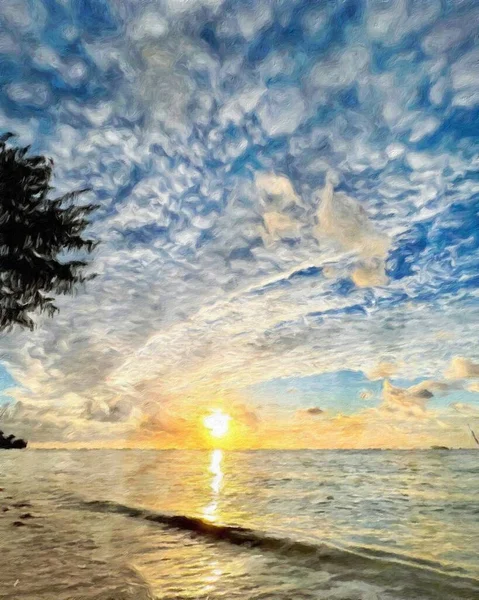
0;0;46;32
445;357;479;380
386;143;406;160
316;179;390;261
257;87;308;136
422;9;479;55
235;2;273;40
381;380;432;416
451;402;479;417
256;173;301;206
429;77;447;105
302;6;328;37
6;82;51;107
262;211;301;244
351;261;388;288
366;362;398;381
130;10;169;40
309;46;369;90
164;0;226;16
409;117;440;142
108;202;169;230
218;85;265;125
450;47;479;108
367;0;440;46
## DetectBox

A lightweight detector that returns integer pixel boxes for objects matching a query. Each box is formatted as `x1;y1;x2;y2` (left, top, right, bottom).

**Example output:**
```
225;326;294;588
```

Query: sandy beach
0;487;154;600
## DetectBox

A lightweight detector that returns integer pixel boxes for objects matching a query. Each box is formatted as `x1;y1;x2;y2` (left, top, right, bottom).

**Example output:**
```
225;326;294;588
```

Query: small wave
80;499;350;558
76;498;479;598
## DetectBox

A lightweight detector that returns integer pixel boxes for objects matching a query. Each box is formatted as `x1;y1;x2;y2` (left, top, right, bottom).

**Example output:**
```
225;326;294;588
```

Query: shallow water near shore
1;449;478;599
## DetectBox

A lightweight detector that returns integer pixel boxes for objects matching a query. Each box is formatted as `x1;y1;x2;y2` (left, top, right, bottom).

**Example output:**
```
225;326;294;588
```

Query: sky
0;0;479;449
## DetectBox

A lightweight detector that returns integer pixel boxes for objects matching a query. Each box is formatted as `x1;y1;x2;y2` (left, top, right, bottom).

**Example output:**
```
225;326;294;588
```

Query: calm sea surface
1;449;478;599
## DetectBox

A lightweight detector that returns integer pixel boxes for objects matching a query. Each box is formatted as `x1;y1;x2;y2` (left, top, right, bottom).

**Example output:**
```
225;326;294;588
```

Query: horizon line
27;445;478;451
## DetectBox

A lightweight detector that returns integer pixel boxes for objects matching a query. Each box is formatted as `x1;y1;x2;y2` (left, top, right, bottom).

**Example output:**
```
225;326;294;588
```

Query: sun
203;410;231;439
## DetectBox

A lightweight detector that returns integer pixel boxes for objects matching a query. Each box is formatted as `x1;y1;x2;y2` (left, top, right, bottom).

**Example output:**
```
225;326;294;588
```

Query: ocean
0;449;478;599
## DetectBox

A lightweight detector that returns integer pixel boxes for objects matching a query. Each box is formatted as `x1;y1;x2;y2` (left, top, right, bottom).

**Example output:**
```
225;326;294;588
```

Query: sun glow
203;410;231;439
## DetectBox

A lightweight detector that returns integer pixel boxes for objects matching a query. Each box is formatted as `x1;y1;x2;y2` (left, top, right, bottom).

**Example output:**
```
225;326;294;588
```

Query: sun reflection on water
200;559;224;596
203;449;223;522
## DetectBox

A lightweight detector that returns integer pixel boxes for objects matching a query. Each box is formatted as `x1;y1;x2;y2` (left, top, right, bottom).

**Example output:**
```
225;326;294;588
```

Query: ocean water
0;449;478;600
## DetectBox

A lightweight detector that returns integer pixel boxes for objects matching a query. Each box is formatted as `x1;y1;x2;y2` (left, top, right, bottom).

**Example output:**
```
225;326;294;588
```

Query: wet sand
0;489;154;600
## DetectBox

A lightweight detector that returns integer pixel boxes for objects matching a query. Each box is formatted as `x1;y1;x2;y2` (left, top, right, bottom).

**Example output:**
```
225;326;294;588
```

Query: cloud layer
0;0;479;446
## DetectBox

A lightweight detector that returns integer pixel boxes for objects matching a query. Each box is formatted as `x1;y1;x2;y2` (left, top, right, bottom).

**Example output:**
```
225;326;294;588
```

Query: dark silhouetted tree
0;133;98;330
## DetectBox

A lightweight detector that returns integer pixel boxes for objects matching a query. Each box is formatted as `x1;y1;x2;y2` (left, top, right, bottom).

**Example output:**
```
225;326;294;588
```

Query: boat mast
468;425;479;447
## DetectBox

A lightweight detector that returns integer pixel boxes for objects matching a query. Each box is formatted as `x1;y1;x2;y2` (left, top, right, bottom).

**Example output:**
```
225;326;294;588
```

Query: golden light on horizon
203;410;231;439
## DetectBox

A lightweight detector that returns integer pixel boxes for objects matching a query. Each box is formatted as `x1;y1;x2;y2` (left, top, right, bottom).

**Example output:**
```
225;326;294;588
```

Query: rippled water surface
1;449;478;599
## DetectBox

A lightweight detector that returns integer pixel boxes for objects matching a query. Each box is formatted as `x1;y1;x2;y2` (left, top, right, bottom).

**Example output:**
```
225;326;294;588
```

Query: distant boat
0;430;27;450
431;445;450;450
468;425;479;448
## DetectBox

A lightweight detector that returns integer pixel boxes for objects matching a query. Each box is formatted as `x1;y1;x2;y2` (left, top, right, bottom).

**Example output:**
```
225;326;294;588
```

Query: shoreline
0;487;154;600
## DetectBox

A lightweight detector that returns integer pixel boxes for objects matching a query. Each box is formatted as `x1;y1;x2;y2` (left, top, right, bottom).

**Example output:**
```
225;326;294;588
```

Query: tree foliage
0;133;98;330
